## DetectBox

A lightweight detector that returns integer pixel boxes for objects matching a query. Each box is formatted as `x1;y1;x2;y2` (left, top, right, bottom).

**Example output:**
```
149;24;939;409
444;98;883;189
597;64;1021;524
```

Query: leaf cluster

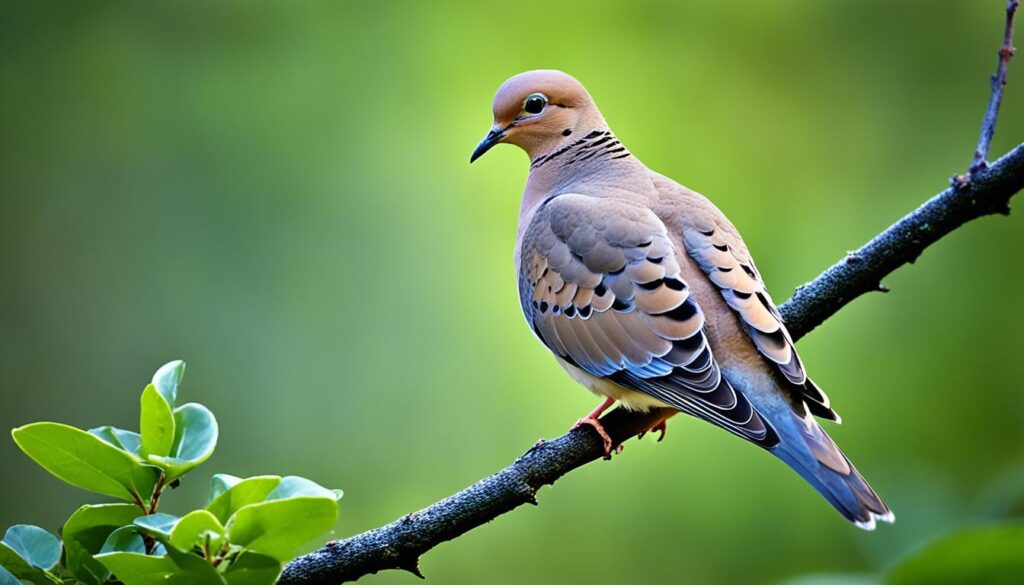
1;361;342;585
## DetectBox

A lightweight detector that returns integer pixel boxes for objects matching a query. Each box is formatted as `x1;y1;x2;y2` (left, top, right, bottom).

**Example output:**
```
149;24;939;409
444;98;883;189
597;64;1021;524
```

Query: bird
469;70;893;530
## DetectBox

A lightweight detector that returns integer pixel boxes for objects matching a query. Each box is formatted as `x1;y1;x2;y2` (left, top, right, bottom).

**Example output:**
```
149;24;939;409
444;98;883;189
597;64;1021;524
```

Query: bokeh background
2;1;1023;584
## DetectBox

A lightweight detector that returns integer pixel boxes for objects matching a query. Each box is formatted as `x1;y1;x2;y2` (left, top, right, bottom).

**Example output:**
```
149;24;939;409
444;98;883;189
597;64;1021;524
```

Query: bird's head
470;70;604;163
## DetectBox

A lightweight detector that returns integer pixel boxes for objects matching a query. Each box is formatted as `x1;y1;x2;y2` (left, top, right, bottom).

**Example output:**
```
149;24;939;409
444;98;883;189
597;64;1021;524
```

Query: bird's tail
770;409;893;530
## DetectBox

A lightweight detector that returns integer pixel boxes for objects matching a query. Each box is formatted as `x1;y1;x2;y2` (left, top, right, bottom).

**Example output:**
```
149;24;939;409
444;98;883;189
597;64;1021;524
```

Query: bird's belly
555;356;671;412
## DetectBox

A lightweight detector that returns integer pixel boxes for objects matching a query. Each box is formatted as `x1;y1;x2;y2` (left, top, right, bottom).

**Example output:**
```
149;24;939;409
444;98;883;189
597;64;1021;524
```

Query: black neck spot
562;129;572;136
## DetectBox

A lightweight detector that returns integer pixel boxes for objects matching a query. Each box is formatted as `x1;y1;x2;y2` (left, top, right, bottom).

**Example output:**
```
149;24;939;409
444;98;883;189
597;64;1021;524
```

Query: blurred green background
2;1;1023;584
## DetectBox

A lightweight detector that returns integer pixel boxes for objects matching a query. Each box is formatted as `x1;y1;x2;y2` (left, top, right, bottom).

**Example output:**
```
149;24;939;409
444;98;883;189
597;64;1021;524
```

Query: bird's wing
519;193;778;446
681;221;838;421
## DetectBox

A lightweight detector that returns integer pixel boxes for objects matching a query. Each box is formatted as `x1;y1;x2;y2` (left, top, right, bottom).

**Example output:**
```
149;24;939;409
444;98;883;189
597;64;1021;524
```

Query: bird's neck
516;129;650;251
521;128;646;212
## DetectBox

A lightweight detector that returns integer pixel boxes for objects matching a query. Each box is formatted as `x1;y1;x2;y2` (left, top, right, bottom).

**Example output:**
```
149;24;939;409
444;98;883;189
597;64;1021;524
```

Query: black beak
470;128;505;163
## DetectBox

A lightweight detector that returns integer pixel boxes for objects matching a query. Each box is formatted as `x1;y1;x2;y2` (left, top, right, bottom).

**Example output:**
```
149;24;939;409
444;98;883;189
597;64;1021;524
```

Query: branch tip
402;561;425;580
969;0;1018;174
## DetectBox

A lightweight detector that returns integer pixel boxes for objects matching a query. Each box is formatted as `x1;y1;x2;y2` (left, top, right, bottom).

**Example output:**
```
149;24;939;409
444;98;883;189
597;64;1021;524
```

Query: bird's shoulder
643;170;750;256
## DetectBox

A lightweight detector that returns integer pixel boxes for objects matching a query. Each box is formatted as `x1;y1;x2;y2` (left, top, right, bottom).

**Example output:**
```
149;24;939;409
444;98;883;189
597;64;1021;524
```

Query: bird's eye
523;93;548;115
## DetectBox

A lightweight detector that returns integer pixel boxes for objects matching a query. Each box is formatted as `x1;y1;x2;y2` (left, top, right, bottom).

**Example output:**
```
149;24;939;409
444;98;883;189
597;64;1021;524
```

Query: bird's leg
571;397;617;458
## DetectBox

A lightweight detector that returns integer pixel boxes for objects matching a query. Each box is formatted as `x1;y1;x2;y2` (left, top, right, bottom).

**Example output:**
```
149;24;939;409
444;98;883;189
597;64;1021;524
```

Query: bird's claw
572;416;616;458
638;419;668;442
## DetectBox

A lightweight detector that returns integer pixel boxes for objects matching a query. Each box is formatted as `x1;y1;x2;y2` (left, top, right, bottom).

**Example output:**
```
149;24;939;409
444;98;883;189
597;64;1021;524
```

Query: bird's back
648;169;893;528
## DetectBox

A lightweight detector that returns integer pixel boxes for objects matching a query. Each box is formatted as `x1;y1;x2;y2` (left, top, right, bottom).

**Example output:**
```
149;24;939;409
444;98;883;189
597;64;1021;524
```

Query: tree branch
781;142;1023;340
280;9;1022;584
971;0;1019;175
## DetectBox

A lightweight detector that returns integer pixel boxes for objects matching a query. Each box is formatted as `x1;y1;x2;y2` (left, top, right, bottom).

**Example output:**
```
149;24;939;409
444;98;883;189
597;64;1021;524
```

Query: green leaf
12;422;160;502
206;474;242;506
63;503;141;585
147;403;218;480
0;545;53;585
887;523;1024;585
100;527;145;555
222;552;282;585
132;514;179;540
0;565;19;585
140;384;175;458
96;548;225;585
88;426;142;457
0;526;63;585
206;476;281;524
266;476;337;501
169;510;225;553
2;525;60;571
152;360;186;407
226;496;339;561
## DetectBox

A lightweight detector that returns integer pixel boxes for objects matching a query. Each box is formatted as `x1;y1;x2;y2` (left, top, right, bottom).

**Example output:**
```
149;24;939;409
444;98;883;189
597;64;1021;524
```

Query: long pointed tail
770;409;893;530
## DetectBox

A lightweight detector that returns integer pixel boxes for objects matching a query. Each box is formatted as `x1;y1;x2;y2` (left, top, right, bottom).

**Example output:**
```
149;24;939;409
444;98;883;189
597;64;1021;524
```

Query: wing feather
519;194;778;445
682;225;838;421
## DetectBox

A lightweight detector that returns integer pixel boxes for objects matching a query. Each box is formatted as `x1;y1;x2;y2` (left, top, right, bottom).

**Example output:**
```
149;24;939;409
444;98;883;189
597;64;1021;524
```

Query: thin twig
130;491;148;514
970;0;1019;175
148;472;166;515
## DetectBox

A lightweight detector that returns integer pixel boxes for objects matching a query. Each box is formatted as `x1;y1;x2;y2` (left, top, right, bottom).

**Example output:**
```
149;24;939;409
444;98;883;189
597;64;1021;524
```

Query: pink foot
572;416;615;457
570;397;618;458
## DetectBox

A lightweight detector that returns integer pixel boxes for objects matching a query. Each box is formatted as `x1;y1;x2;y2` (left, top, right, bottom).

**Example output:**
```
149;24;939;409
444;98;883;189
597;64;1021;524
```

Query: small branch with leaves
0;362;344;585
278;4;1022;584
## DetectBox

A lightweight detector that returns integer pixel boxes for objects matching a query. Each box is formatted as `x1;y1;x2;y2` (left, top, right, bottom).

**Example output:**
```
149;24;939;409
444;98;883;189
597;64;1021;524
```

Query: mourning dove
470;70;893;529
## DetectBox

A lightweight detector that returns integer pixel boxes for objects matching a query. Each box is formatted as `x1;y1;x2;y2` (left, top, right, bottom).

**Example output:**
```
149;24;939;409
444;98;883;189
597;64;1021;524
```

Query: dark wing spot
657;298;698;321
673;334;705;354
733;290;752;300
759;327;788;349
717;266;733;273
713;243;729;252
594;283;607;296
612;298;633;311
539;301;549;313
699;229;715;237
638;279;664;291
648;256;664;264
755;291;776;316
578;305;592;318
741;264;757;278
663;278;685;291
564;305;577;317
